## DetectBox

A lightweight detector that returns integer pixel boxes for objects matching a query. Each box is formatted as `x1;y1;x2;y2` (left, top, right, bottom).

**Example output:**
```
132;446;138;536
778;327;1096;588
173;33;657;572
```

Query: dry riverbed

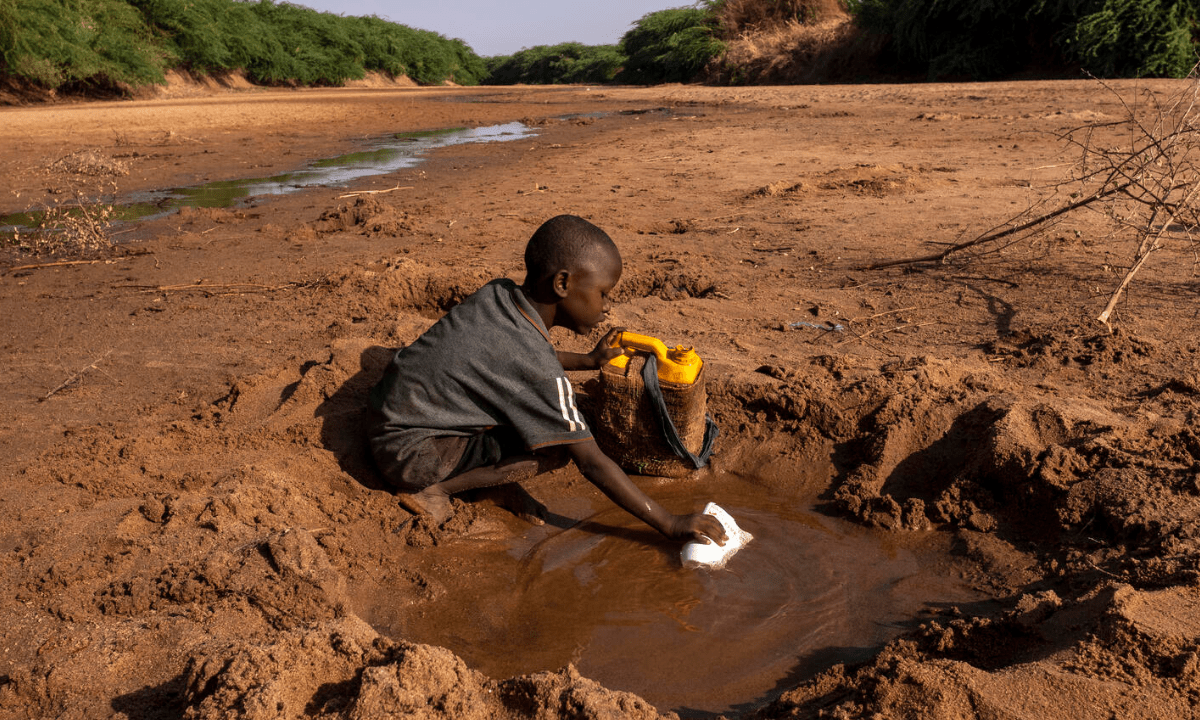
2;81;1199;719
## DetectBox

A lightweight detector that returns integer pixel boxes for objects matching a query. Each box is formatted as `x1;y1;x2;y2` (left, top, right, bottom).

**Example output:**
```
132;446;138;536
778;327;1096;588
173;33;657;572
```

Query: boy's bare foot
397;488;454;524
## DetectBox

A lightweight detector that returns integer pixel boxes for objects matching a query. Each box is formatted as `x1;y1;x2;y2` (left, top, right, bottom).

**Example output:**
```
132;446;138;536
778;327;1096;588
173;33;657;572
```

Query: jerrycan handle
612;331;671;359
609;331;703;385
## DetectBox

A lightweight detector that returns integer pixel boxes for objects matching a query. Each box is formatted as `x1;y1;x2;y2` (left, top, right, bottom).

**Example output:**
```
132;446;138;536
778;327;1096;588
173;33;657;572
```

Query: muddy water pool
363;473;984;717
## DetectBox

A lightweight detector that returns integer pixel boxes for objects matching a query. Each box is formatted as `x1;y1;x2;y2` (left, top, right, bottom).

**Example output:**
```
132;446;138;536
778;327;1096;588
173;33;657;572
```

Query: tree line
2;0;1195;95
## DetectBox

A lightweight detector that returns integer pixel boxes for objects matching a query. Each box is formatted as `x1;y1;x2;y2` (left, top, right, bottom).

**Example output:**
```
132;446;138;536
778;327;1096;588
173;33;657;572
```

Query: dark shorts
370;426;525;492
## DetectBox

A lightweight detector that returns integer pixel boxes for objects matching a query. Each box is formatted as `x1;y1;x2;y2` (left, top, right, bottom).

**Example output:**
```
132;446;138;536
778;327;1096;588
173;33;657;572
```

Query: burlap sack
592;354;709;478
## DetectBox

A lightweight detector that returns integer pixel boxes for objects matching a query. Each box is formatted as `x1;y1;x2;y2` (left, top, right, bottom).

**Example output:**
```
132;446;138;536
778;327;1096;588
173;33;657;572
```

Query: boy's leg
399;450;567;523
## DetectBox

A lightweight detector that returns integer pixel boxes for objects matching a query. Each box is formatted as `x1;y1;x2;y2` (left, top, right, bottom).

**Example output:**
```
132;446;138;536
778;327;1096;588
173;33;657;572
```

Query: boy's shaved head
524;215;619;283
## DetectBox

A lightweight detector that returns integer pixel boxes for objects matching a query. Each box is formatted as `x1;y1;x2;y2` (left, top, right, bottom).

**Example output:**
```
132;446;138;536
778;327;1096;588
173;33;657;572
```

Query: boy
367;214;725;547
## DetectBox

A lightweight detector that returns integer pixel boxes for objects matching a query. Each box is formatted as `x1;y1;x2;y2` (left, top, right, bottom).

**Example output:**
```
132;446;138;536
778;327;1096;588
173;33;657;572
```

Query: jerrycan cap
667;344;700;366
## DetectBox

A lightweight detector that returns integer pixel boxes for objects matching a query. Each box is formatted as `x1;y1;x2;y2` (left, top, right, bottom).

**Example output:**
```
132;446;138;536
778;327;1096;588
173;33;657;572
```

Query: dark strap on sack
640;354;718;468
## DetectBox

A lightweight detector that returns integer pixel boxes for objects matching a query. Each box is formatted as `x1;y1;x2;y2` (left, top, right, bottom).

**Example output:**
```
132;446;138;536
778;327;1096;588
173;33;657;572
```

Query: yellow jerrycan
592;331;717;478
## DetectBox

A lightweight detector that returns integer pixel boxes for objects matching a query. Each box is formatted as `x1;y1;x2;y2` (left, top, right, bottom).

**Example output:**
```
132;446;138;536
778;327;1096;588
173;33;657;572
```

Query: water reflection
1;122;535;232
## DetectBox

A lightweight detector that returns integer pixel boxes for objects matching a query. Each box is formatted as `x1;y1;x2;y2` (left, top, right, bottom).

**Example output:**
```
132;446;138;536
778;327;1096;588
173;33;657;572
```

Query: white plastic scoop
681;502;752;569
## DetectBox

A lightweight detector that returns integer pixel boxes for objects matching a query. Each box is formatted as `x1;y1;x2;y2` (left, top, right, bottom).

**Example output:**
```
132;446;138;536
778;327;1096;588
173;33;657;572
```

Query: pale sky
292;1;692;57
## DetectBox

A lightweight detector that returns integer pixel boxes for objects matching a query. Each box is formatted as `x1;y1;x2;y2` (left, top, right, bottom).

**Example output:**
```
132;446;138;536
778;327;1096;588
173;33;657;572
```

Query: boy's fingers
600;326;626;348
591;327;627;368
699;515;727;546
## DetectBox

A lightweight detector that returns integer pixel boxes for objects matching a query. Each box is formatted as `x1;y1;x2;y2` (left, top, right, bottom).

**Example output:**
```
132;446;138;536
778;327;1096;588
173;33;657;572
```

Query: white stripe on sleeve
565;380;584;429
556;377;576;432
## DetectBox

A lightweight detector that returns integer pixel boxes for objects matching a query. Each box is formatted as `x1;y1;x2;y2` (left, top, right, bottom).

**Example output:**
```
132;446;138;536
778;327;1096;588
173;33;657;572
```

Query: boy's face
559;246;621;334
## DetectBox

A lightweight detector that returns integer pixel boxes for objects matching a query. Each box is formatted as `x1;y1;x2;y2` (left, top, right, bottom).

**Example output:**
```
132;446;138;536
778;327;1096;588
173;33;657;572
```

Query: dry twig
337;185;414;199
861;181;1133;271
836;321;937;348
114;280;318;295
6;259;103;273
41;350;113;402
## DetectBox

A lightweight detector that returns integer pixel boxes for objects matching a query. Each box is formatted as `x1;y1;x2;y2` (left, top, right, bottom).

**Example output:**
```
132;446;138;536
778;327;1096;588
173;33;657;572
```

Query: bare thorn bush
47;149;130;177
869;70;1200;328
11;195;118;258
719;17;857;83
714;0;846;34
1057;72;1200;325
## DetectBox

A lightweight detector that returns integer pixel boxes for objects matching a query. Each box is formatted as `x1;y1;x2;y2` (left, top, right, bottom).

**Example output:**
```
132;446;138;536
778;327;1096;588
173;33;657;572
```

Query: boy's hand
586;327;627;369
669;513;728;546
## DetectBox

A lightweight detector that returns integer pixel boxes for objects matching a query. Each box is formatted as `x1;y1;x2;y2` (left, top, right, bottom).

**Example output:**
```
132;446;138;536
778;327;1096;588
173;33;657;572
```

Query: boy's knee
536;446;571;473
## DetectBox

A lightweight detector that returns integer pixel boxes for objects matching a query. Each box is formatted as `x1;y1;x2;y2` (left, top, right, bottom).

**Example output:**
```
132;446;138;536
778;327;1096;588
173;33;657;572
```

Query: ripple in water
368;475;983;717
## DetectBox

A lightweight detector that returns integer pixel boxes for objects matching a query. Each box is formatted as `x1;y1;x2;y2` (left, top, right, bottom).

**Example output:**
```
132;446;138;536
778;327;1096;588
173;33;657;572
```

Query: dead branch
1097;179;1200;325
860;180;1133;270
112;281;317;294
5;259;103;272
40;349;113;402
337;185;414;199
836;321;938;347
848;305;918;323
863;67;1200;329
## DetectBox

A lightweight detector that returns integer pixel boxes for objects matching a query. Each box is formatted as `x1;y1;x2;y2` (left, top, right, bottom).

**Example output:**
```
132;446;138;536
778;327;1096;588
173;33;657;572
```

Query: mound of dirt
344;71;419;89
175;206;249;225
311;197;415;237
613;267;722;301
322;259;493;322
181;616;677;720
754;583;1200;718
130;69;258;101
983;323;1160;372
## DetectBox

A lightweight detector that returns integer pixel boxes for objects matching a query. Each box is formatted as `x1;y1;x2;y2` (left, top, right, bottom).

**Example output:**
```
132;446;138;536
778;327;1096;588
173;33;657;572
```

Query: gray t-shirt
368;278;591;455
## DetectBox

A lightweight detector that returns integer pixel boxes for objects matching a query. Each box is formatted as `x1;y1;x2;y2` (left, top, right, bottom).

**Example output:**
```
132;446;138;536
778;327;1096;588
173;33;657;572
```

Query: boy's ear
551;269;571;299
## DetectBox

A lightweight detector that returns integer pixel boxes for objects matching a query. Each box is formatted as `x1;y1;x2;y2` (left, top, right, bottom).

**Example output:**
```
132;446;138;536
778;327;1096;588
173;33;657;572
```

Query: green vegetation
618;6;726;84
4;0;1192;95
0;0;484;92
484;43;624;85
1060;0;1198;78
394;127;467;140
482;4;725;85
849;0;1200;79
0;0;169;90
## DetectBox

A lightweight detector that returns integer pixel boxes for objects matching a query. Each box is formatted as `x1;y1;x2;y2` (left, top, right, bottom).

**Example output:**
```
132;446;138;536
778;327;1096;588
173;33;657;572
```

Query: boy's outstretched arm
557;327;625;371
567;438;727;546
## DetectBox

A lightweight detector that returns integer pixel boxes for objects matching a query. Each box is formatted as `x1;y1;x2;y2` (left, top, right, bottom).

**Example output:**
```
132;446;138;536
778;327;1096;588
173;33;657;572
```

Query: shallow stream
364;472;984;717
1;122;536;232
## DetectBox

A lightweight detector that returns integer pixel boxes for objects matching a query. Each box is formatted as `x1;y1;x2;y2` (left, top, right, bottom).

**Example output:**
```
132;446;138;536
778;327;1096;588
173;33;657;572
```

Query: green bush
444;37;488;84
1;0;485;91
1;0;170;89
244;1;363;85
619;7;726;84
849;0;1035;79
849;0;1200;79
481;4;728;86
484;42;625;84
1066;0;1197;77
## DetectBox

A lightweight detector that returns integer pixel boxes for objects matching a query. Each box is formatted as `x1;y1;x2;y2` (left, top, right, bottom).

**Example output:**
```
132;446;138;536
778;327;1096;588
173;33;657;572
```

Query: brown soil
3;80;1200;719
